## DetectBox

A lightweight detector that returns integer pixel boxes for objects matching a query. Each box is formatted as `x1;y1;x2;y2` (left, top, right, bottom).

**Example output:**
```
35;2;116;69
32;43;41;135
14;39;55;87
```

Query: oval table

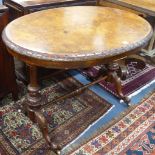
2;6;152;153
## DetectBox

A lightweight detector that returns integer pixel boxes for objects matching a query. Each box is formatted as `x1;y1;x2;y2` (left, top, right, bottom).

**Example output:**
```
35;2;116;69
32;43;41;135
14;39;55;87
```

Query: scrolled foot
122;96;131;106
106;69;130;105
35;111;61;154
50;143;61;155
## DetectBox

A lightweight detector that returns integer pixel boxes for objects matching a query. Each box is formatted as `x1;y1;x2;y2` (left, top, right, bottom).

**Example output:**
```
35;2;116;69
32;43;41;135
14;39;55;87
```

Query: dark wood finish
43;75;108;109
35;110;61;154
105;63;130;103
2;6;152;152
0;5;18;101
26;65;41;122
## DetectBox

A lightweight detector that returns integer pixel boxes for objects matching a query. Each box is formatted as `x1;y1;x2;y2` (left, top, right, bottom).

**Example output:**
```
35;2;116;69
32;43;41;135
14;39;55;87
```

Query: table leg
35;111;61;154
26;65;42;122
105;62;130;105
83;62;130;105
26;65;61;154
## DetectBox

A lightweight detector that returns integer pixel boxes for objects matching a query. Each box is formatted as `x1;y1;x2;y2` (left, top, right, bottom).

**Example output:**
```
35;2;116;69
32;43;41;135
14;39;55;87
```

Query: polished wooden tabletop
3;6;152;68
105;0;155;16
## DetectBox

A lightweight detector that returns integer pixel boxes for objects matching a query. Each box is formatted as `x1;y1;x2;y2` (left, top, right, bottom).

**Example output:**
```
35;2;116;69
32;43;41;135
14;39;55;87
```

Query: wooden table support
27;61;130;153
27;65;109;153
85;61;131;104
105;62;130;104
27;65;41;122
2;6;152;154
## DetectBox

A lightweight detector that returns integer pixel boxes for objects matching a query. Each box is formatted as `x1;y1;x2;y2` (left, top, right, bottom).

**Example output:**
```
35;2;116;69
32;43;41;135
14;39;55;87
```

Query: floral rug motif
81;61;155;97
0;73;112;155
71;91;155;155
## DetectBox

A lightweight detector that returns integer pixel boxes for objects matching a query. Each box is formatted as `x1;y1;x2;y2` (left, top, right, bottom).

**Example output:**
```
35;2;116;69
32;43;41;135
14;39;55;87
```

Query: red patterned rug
82;61;155;97
71;91;155;155
0;74;112;155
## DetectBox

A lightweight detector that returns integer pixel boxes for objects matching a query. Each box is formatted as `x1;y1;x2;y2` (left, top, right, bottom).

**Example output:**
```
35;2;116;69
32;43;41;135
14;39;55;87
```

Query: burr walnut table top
104;0;155;16
2;6;152;69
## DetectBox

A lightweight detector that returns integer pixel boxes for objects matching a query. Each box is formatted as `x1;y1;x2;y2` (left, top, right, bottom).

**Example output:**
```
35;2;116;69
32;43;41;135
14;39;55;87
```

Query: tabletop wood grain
3;6;152;64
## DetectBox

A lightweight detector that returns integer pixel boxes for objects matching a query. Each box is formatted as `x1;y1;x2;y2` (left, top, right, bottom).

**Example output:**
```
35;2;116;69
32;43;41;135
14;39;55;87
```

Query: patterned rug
81;60;155;97
0;73;112;155
71;91;155;155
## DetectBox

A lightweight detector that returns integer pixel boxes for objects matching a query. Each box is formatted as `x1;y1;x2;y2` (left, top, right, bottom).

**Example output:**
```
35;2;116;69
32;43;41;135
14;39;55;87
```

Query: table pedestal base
25;58;146;153
85;62;130;105
25;62;130;153
26;65;61;154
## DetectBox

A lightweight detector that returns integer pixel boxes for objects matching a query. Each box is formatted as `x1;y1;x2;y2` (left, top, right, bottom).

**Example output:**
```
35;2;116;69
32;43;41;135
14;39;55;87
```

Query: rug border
80;63;155;97
119;122;155;154
68;89;155;154
44;74;112;147
0;73;112;155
